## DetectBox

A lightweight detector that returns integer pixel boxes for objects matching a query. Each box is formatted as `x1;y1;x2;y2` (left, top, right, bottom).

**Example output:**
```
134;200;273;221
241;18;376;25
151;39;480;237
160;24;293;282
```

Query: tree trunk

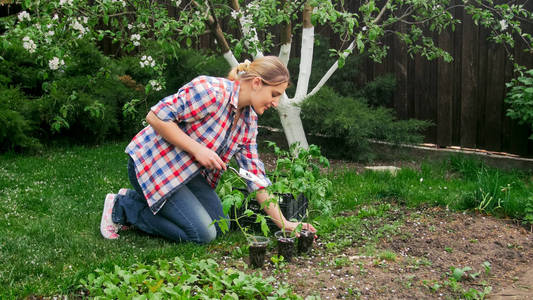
278;96;309;148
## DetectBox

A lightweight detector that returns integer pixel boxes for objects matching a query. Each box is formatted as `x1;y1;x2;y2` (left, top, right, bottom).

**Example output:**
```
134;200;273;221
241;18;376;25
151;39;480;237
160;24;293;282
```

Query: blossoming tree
4;0;533;147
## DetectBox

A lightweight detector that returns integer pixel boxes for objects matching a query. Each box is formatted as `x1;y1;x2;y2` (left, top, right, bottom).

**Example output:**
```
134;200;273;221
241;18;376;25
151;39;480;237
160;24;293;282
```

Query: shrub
0;85;41;152
505;67;533;138
300;86;431;161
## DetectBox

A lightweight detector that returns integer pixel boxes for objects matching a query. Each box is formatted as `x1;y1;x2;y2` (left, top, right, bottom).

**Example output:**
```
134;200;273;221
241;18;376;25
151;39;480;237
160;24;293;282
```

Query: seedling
482;261;491;275
270;254;287;274
450;266;472;281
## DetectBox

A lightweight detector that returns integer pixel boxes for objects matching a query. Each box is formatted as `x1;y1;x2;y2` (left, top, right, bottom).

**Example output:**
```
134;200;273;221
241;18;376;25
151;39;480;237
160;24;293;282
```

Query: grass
0;142;244;297
327;155;532;219
1;141;532;298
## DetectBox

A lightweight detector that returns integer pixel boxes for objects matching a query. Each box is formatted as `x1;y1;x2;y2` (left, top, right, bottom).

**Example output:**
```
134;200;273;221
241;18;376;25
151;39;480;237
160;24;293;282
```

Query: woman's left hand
283;221;317;237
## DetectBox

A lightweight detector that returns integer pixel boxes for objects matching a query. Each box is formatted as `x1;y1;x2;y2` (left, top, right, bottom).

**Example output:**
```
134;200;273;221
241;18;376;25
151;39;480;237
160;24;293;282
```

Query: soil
217;153;533;299
217;205;533;299
249;244;267;268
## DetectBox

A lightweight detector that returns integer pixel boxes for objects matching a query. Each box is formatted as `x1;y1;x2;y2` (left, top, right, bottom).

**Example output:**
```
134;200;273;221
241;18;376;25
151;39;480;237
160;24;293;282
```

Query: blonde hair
227;56;290;86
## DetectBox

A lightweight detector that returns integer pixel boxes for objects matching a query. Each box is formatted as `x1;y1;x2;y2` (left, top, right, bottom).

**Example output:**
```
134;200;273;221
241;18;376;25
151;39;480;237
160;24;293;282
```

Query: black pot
297;229;314;254
248;236;269;268
275;230;296;262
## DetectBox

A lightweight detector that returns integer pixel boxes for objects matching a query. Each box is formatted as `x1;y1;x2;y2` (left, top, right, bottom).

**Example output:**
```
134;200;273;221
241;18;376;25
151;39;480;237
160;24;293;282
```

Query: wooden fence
354;5;533;157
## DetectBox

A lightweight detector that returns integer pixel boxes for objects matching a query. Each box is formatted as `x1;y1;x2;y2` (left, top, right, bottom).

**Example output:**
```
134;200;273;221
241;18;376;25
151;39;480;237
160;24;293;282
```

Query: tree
3;0;533;147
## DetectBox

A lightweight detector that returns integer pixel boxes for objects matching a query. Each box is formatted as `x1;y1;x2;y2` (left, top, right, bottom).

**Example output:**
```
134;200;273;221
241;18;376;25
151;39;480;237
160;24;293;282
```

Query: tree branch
307;40;356;98
372;0;390;25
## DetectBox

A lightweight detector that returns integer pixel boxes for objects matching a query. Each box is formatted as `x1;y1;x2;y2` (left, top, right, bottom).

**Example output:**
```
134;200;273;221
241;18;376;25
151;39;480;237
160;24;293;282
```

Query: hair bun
237;59;251;75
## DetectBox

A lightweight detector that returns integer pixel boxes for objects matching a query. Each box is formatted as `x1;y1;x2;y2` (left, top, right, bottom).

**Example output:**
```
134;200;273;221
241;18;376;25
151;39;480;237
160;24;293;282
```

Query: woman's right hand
193;146;226;171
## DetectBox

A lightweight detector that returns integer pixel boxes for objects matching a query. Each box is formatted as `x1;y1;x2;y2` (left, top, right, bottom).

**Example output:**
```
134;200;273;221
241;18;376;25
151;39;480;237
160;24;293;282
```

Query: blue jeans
112;158;228;243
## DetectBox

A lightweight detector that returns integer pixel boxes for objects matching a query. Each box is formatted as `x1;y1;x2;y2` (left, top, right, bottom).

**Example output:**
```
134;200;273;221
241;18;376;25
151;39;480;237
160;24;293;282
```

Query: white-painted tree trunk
278;97;308;148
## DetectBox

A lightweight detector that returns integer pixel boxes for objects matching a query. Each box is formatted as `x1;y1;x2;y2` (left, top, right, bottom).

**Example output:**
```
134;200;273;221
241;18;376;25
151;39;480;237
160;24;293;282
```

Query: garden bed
216;204;533;299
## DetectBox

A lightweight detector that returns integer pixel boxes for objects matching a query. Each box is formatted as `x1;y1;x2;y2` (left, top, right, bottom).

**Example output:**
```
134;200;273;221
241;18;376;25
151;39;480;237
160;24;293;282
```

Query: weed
523;195;533;231
378;250;397;262
482;261;491;275
334;256;351;268
450;266;473;281
463;286;492;300
270;254;287;272
445;246;453;253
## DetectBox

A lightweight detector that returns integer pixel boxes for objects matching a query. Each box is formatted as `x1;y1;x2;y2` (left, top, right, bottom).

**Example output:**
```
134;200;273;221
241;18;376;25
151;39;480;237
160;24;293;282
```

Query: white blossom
48;57;65;70
131;34;141;46
500;19;508;31
140;55;155;68
71;20;87;37
18;11;31;22
175;0;182;7
52;14;59;20
59;0;73;6
149;80;162;91
22;37;37;53
127;24;134;30
420;177;424;183
46;30;55;37
230;10;239;20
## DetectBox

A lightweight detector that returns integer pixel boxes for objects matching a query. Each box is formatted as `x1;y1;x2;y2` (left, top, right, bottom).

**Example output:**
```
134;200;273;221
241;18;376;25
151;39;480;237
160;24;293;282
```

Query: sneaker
100;193;120;239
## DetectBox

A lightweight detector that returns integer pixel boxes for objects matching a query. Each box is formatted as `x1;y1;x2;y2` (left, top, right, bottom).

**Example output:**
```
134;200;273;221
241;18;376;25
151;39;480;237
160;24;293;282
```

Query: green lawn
0;141;531;298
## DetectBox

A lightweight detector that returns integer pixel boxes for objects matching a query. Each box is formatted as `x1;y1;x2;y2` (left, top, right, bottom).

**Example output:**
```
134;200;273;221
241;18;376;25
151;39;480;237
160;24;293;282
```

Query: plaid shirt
125;76;271;214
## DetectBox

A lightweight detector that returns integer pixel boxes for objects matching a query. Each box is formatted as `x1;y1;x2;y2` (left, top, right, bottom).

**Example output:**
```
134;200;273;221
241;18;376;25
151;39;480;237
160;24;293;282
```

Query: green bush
300;86;431;161
505;68;533;138
0;86;41;152
0;40;46;96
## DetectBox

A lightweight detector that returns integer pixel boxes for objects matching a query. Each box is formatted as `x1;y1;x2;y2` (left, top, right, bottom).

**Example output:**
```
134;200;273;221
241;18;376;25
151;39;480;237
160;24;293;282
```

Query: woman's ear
251;77;262;91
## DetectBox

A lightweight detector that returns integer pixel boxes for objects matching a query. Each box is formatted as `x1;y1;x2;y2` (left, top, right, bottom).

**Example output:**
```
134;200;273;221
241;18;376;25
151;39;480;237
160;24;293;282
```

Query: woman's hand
283;221;317;238
193;146;226;171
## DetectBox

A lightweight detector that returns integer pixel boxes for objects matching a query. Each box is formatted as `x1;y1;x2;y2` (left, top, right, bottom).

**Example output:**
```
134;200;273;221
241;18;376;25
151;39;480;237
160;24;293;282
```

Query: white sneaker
100;193;120;239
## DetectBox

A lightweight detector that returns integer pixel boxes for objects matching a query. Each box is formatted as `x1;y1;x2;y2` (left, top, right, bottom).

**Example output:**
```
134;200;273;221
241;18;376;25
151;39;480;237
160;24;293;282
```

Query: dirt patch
219;205;533;299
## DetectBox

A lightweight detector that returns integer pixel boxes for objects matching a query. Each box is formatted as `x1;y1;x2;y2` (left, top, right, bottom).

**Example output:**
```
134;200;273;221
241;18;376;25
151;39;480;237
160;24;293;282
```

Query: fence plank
437;28;454;147
452;3;463;146
484;41;505;151
460;12;478;148
393;23;409;120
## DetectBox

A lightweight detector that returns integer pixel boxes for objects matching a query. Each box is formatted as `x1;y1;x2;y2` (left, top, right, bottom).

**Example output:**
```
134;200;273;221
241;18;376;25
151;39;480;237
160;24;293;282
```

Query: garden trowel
228;166;269;187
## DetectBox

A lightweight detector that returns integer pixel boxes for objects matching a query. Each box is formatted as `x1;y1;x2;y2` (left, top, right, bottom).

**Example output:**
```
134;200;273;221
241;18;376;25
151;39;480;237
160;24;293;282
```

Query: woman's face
250;79;288;115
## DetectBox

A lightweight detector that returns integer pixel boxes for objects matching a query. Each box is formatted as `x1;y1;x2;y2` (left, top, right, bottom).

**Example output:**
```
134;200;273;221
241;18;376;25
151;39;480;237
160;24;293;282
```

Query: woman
100;56;316;243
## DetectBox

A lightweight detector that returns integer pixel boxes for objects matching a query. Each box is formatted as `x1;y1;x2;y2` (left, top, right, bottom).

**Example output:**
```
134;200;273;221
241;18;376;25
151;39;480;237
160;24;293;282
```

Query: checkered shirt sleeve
234;122;271;192
151;76;219;123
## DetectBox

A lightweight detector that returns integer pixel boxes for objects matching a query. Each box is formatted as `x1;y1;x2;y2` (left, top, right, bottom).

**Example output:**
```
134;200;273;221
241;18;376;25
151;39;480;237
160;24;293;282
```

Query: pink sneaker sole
100;193;120;239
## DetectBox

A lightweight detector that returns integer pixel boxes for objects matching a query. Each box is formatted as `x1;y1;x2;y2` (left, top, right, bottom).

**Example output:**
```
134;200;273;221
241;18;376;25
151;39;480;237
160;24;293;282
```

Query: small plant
270;254;287;272
450;266;473;281
445;246;454;253
522;195;533;232
505;66;533;139
378;250;397;262
463;286;492;300
334;256;351;268
482;261;492;276
215;173;271;268
266;141;333;217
